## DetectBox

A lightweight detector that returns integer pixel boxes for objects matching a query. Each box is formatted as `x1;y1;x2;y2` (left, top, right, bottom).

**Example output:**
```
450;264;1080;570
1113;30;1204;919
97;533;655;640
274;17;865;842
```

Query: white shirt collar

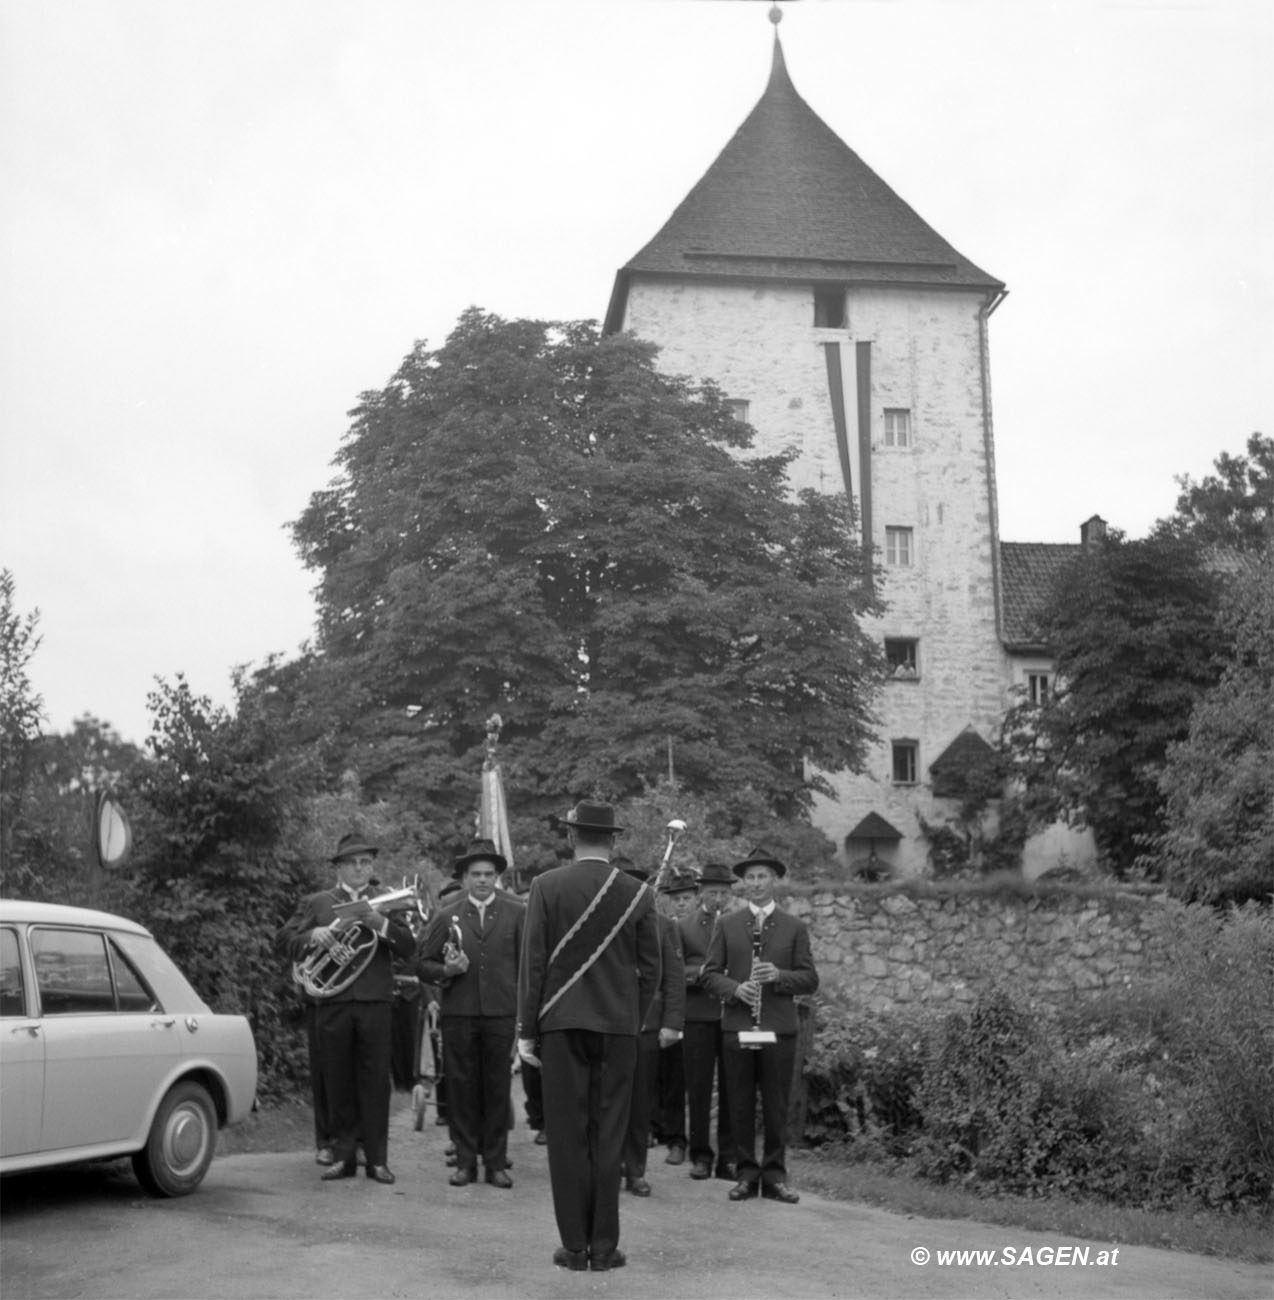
468;895;490;911
748;901;775;921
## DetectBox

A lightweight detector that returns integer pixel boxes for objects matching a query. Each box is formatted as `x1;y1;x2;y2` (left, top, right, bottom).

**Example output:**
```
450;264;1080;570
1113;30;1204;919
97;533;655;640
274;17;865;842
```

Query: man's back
519;858;660;1036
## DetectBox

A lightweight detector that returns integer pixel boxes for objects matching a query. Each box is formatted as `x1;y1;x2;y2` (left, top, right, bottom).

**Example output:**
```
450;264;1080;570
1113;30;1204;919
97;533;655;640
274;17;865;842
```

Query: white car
0;900;258;1197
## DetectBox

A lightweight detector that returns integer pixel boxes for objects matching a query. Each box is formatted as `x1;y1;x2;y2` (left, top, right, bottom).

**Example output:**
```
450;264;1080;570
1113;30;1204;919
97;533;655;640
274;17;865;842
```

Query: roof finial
769;3;782;25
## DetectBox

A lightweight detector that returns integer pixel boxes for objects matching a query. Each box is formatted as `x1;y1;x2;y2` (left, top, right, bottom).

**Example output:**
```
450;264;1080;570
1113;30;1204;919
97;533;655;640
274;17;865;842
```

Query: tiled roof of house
605;37;1002;331
1000;541;1083;651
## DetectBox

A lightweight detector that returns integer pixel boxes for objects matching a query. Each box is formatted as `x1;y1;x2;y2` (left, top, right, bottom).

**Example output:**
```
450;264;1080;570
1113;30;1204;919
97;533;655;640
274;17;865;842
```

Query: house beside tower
605;27;1096;878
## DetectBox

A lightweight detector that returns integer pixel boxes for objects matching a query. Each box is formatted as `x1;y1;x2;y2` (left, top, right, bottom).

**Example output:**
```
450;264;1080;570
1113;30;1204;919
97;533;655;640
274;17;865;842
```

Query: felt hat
732;848;787;879
453;837;508;878
615;854;651;882
697;861;737;887
563;801;625;835
331;832;380;863
659;868;700;895
438;879;463;902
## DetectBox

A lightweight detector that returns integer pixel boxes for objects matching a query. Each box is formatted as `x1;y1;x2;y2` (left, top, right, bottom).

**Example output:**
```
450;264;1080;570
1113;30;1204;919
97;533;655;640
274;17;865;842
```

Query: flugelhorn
294;885;418;999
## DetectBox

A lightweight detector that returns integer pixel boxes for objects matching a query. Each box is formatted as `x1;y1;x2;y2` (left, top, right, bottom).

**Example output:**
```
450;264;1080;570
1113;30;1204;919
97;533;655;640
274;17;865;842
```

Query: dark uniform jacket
643;913;687;1034
701;905;819;1034
518;858;661;1037
417;894;524;1018
278;887;417;1002
678;906;728;1023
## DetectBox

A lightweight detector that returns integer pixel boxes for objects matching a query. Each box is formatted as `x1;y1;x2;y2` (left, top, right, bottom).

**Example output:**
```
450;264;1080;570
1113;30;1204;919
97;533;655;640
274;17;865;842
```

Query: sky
2;0;1270;748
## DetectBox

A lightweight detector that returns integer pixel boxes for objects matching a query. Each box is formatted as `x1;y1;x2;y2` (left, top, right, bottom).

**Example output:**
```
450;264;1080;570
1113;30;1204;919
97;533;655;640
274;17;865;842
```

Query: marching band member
517;802;661;1272
701;849;818;1205
679;861;739;1181
418;839;524;1189
278;832;416;1185
618;858;685;1197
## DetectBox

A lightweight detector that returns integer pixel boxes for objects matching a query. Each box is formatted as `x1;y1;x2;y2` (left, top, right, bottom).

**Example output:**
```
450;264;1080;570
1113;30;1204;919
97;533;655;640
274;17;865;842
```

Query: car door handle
10;1025;40;1037
150;1018;176;1029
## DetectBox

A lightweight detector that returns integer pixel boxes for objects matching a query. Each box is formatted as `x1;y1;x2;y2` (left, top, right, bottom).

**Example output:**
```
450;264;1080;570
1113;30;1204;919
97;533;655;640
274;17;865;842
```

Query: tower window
884;408;912;447
813;288;845;329
1027;672;1052;705
724;399;751;425
885;527;914;567
885;638;919;679
891;741;918;785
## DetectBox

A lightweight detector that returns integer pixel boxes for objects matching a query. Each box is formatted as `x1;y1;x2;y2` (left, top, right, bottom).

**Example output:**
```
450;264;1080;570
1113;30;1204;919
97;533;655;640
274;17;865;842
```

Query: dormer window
813;287;845;329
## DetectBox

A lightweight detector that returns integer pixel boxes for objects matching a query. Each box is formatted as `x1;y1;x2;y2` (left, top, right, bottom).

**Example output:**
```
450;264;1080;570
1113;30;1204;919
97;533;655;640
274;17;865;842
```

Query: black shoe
449;1167;477;1186
434;1113;449;1126
664;1141;686;1166
314;1146;335;1167
762;1182;800;1203
625;1176;651;1197
715;1162;738;1181
485;1169;513;1189
533;1130;548;1146
728;1179;758;1201
553;1247;589;1272
591;1249;627;1271
320;1161;358;1181
690;1159;712;1180
367;1165;396;1185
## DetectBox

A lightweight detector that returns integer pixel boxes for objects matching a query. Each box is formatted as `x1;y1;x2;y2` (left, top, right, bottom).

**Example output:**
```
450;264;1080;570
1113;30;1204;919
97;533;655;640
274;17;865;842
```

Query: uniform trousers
654;1041;686;1144
522;1059;544;1130
541;1029;638;1258
722;1031;797;1187
683;1019;733;1166
441;1014;516;1173
315;999;392;1166
304;1001;333;1148
620;1030;660;1179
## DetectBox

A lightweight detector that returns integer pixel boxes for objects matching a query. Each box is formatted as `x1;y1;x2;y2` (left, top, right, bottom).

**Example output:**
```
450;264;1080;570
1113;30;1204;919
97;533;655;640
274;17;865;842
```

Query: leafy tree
1004;530;1225;874
109;673;318;1099
1166;431;1272;552
286;310;884;865
3;715;143;904
1154;550;1273;903
0;570;45;882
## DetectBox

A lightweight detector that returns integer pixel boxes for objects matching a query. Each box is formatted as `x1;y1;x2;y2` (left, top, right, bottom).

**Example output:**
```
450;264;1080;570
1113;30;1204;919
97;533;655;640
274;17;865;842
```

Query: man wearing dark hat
679;862;739;1181
701;850;818;1205
517;802;661;1272
278;832;417;1185
418;839;524;1188
618;858;685;1197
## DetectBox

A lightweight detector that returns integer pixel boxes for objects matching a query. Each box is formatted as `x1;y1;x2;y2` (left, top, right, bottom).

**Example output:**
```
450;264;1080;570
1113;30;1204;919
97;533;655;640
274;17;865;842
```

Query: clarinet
748;921;765;1029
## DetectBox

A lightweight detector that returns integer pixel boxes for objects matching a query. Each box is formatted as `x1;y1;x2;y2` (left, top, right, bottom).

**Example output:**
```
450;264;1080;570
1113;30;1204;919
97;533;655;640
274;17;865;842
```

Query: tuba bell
294;885;419;999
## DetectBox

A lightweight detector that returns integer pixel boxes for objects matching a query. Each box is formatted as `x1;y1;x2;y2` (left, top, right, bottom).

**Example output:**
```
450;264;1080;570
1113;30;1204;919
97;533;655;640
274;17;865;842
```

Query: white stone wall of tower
622;277;1011;875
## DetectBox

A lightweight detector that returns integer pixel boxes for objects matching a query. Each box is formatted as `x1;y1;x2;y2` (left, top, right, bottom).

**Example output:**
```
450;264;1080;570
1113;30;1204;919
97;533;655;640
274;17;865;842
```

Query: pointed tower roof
605;33;1003;332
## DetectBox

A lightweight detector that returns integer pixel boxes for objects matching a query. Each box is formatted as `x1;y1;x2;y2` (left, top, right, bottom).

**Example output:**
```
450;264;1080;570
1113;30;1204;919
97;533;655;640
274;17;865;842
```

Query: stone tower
604;30;1009;875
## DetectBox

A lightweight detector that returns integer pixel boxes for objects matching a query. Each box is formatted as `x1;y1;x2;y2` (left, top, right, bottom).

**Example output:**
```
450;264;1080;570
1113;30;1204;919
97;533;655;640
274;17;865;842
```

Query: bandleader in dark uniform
278;832;417;1185
701;849;818;1204
679;860;738;1180
418;838;524;1188
517;802;661;1273
618;859;685;1197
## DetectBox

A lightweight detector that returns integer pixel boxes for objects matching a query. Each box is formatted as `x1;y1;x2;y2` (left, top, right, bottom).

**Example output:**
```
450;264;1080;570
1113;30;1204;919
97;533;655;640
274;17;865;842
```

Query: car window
0;928;25;1017
111;931;210;1014
31;928;114;1015
108;937;160;1012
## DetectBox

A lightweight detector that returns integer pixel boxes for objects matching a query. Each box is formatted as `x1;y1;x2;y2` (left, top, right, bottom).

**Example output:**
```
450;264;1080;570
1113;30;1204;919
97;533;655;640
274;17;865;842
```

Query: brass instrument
442;914;465;966
294;885;419;999
738;918;777;1048
654;817;687;891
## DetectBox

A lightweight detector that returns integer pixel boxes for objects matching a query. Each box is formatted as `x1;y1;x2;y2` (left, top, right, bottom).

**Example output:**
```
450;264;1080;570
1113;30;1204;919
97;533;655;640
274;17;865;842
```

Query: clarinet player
700;849;818;1205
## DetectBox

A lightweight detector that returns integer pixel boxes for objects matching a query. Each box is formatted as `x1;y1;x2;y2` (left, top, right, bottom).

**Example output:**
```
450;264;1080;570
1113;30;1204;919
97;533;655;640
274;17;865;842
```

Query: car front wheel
132;1080;217;1197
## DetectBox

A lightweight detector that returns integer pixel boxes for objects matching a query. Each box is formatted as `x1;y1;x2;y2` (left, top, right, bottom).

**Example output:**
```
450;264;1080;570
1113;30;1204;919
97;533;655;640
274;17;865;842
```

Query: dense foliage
0;570;45;878
802;904;1274;1209
284;310;884;865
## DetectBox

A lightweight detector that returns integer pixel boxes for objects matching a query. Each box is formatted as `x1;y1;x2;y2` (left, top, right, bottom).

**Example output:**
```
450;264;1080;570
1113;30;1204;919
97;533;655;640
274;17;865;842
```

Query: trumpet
294;885;419;1000
654;817;687;890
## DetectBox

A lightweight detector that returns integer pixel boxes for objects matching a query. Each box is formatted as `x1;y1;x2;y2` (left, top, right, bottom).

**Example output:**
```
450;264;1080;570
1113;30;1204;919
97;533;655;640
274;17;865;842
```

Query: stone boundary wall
778;884;1186;1017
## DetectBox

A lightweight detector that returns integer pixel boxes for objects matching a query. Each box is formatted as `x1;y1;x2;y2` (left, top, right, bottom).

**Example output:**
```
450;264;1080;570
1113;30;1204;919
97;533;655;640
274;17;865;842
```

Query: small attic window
813;288;845;329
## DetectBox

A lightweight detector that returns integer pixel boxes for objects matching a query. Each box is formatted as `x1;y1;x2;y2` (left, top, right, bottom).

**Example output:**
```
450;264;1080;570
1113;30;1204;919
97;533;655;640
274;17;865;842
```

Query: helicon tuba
294;885;420;999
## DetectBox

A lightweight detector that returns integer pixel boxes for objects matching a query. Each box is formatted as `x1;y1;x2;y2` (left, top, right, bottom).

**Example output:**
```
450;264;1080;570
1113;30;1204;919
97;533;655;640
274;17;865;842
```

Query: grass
789;1147;1273;1265
222;1099;1270;1264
